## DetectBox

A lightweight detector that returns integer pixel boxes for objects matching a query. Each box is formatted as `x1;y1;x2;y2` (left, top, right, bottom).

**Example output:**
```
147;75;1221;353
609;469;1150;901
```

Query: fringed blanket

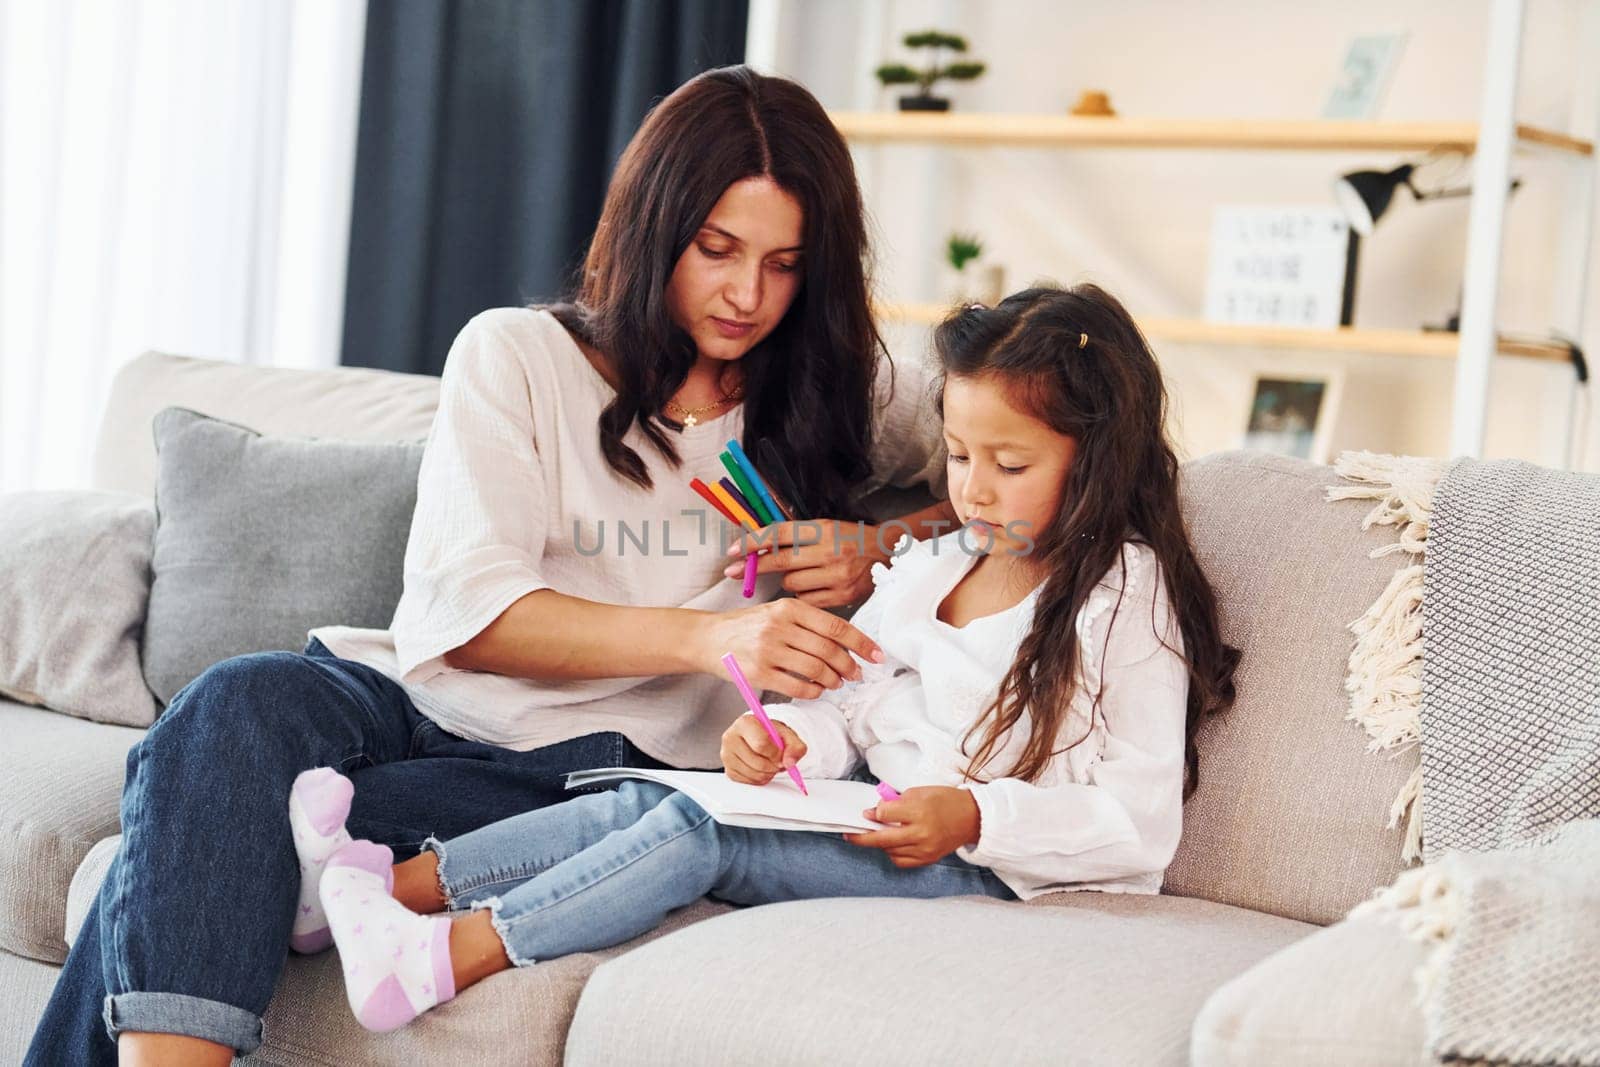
1332;455;1600;1066
1353;820;1600;1066
1326;451;1449;860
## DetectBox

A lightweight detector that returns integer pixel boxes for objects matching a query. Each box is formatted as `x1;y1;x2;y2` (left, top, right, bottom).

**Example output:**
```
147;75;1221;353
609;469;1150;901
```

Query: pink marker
720;652;808;796
741;551;758;598
876;781;900;802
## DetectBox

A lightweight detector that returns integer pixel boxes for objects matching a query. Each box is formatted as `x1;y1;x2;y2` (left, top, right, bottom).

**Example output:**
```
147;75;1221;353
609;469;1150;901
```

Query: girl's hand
844;786;982;868
724;520;891;609
721;714;807;785
693;598;884;701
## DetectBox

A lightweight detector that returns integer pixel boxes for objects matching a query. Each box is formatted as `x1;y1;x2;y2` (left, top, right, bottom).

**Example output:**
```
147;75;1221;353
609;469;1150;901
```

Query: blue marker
726;439;785;528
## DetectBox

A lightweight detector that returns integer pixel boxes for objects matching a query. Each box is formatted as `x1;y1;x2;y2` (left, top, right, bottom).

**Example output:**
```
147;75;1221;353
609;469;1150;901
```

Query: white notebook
564;767;884;834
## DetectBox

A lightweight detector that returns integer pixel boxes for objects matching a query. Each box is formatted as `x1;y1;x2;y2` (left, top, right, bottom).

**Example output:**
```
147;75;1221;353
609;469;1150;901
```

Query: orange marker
708;482;761;531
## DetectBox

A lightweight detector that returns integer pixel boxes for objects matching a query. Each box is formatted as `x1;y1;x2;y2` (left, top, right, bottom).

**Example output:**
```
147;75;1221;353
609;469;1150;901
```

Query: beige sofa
2;352;1432;1065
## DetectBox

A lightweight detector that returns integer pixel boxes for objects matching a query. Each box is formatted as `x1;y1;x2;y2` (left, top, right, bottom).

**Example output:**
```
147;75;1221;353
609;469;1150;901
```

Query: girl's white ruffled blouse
767;532;1189;900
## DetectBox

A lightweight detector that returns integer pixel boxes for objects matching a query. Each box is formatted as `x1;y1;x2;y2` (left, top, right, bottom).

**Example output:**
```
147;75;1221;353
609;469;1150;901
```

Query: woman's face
666;176;805;362
942;374;1078;562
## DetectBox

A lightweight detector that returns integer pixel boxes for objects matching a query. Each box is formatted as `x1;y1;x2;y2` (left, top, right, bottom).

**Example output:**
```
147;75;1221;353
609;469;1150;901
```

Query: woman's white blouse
312;308;945;767
766;532;1189;899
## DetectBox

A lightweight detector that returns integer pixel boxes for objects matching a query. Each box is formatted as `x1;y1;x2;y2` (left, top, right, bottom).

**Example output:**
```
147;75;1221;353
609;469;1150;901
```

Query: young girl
288;284;1238;1031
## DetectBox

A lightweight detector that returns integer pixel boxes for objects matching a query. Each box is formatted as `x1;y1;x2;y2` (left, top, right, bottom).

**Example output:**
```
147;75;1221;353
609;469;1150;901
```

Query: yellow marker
708;482;761;531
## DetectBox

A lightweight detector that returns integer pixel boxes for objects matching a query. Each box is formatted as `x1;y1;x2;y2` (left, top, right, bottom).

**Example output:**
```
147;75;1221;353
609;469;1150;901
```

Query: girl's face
942;375;1078;561
665;176;805;363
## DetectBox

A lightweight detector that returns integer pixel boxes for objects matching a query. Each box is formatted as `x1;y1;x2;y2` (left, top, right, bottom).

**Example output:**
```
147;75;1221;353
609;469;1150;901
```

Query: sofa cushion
92;352;440;498
0;950;68;1065
1191;915;1428;1066
63;837;120;949
66;838;733;1066
1169;451;1419;924
141;409;425;703
564;893;1314;1067
0;491;160;727
0;699;141;963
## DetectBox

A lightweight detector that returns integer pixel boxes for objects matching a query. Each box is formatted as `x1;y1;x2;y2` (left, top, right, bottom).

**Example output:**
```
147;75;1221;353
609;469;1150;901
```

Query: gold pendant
683;413;698;427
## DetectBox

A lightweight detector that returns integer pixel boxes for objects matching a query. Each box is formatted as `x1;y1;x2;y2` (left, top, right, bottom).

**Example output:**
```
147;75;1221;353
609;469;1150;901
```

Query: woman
28;66;954;1066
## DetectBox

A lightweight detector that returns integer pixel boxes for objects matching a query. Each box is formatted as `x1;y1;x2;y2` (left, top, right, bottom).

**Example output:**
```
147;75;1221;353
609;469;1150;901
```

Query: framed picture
1240;367;1343;464
1323;32;1408;120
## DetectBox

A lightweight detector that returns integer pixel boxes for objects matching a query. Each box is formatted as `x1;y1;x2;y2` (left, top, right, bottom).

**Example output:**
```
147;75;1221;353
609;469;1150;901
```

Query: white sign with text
1204;206;1351;329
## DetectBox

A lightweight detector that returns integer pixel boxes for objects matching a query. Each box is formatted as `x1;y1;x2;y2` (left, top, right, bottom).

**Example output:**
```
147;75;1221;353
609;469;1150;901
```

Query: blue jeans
24;640;669;1064
429;781;1015;964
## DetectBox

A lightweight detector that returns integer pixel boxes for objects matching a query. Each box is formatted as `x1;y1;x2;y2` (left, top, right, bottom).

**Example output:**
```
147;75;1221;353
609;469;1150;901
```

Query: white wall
758;0;1599;466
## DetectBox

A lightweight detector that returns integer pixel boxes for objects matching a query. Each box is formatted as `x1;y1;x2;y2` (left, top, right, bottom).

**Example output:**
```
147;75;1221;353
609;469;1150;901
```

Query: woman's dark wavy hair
935;285;1239;798
547;65;881;520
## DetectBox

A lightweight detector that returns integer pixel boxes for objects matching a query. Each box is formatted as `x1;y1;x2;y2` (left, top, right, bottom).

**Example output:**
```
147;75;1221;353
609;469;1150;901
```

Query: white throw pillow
0;491;160;726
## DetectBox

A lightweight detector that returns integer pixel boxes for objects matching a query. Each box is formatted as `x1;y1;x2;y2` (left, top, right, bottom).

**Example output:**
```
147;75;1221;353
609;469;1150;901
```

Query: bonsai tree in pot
875;30;986;111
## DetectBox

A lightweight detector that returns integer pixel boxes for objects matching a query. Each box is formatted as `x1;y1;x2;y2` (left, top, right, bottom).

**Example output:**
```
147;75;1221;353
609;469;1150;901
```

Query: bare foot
449;909;512;991
392;851;448;914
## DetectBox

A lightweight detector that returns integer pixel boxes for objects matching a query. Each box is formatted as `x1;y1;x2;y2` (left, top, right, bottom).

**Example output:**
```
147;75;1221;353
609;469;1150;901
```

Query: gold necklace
665;385;744;428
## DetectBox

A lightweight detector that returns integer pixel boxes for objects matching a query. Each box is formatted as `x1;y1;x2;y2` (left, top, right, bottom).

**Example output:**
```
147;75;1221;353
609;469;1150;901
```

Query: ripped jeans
425;780;1014;964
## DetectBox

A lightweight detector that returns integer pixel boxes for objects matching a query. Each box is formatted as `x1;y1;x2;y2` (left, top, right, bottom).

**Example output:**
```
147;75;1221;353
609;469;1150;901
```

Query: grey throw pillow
0;491;161;726
142;407;424;703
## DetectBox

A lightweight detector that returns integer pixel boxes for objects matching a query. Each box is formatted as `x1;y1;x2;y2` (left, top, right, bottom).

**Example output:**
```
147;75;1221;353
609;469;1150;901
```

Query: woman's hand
721;714;808;785
724;520;892;609
691;598;884;701
844;786;982;868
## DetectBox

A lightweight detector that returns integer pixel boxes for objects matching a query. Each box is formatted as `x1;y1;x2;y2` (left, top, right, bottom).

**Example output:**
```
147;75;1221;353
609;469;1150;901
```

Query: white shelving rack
755;0;1600;464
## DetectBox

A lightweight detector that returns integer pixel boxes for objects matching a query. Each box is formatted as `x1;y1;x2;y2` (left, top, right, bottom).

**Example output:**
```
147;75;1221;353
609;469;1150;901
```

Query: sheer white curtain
0;0;367;493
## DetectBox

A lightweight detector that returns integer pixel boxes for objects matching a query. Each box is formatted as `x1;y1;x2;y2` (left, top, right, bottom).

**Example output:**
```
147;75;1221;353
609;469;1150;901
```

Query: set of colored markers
694;441;899;805
687;439;803;598
698;445;903;807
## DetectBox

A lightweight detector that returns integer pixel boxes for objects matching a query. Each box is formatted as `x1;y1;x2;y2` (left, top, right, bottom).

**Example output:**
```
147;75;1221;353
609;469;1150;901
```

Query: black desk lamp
1331;160;1518;327
1334;163;1475;235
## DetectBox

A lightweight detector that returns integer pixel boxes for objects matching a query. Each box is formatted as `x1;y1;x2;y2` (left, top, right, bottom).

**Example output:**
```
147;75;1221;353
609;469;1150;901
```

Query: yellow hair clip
1078;333;1088;349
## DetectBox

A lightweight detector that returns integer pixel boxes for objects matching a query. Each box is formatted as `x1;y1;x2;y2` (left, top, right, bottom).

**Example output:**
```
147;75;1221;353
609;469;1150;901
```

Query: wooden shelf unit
772;1;1598;462
828;112;1594;156
877;303;1574;364
841;110;1592;375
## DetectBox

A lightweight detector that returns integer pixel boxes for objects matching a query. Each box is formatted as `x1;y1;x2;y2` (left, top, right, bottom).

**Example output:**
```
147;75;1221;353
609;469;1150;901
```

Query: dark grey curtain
341;0;750;376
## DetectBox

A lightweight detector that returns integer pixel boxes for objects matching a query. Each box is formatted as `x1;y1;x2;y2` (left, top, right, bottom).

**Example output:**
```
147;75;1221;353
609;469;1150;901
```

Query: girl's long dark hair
935;285;1238;798
548;65;879;520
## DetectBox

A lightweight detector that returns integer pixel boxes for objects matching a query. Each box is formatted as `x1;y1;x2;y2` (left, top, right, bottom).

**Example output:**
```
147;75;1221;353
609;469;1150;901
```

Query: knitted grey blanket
1416;458;1600;1064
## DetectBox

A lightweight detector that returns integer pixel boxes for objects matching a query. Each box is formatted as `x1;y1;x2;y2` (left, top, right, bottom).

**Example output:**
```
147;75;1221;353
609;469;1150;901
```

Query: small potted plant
943;232;1004;306
875;30;986;112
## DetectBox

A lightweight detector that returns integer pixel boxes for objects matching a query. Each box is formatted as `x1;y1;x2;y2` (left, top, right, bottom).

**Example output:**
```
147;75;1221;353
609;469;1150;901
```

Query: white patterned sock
287;767;354;953
321;840;455;1032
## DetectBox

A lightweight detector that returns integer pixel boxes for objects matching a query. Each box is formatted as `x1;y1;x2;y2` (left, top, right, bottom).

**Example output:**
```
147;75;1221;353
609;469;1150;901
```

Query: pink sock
321;840;456;1032
287;768;354;953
